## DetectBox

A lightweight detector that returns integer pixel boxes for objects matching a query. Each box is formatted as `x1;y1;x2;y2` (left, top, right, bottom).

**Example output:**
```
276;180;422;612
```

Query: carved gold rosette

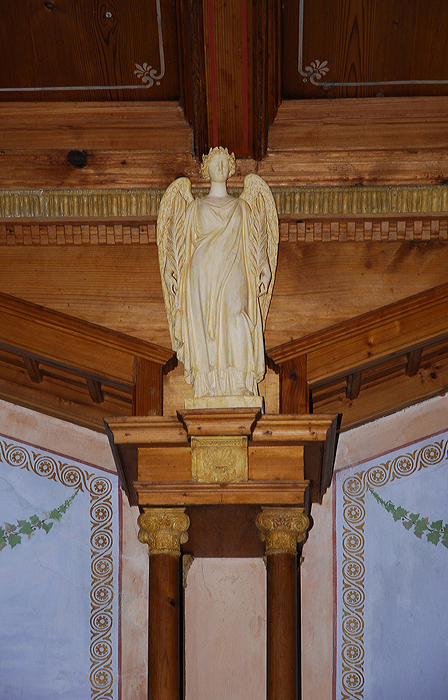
138;507;190;556
256;507;310;555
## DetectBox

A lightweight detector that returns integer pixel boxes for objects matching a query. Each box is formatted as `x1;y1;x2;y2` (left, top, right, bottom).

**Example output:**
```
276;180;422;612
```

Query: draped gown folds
177;196;264;398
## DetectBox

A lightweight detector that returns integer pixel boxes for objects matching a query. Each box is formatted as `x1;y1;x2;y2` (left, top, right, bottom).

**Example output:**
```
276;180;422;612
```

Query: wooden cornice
269;282;448;383
0;292;173;385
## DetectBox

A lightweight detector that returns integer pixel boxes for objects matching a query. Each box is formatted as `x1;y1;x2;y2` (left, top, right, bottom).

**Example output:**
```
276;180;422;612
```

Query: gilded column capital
138;507;190;556
256;507;310;556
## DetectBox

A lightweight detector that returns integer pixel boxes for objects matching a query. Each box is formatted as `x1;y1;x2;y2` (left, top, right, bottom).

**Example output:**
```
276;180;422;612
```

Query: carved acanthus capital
138;507;190;556
256;507;310;556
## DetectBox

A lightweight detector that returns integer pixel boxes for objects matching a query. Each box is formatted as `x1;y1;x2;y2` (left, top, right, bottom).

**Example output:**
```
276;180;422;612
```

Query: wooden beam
0;368;131;433
346;372;362;401
86;377;104;404
0;292;172;387
314;353;448;432
260;96;448;186
406;348;423;377
133;357;163;416
177;0;209;158
133;481;310;506
0;102;197;190
280;357;308;414
269;283;448;385
178;0;279;158
23;357;43;383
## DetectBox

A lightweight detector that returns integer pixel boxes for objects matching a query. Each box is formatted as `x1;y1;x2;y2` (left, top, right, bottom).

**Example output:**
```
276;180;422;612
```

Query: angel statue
157;146;279;401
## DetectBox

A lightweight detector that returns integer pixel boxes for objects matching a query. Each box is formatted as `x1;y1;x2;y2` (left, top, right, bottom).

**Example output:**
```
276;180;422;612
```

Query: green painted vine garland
370;489;448;549
370;489;448;547
0;489;78;551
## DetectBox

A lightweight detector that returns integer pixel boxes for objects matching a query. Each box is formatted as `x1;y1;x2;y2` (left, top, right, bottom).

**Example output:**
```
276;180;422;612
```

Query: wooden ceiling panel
0;0;179;101
283;0;448;100
1;238;447;351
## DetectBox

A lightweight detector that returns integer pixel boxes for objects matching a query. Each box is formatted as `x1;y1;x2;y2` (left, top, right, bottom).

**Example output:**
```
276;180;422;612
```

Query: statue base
184;395;264;411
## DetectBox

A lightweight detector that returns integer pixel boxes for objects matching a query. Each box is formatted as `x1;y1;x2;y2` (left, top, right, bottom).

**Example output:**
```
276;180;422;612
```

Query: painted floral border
0;437;117;700
338;437;448;699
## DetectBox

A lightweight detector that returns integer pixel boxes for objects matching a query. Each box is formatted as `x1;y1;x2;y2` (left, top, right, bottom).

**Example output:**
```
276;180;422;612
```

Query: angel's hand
258;266;271;295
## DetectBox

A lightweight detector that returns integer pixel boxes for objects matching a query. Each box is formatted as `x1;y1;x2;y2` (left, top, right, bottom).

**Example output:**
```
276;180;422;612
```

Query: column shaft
149;553;181;700
267;553;298;700
138;507;190;700
256;507;309;700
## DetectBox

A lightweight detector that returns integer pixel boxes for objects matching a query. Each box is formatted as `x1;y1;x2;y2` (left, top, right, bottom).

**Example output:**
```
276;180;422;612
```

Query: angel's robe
175;195;265;397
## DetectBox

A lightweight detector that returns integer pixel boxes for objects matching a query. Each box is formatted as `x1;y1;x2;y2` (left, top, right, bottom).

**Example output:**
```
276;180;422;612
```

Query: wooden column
256;508;310;700
138;508;190;700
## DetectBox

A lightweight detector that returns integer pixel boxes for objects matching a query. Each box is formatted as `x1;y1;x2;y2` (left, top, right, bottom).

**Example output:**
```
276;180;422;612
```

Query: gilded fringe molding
2;185;448;219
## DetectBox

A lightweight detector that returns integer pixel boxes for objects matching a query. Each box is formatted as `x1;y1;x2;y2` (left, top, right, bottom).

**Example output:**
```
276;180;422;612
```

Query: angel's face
208;152;230;183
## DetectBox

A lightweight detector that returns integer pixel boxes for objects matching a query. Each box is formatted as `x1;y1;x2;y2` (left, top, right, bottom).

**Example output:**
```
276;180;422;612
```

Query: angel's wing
157;177;194;350
240;173;279;328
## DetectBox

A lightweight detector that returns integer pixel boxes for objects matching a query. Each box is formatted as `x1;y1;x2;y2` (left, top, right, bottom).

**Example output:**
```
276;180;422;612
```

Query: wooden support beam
313;352;448;431
86;377;104;404
280;356;308;414
346;371;362;401
177;0;209;158
406;348;423;377
269;283;448;385
177;0;279;158
256;509;310;700
138;509;190;700
23;357;43;383
133;357;164;416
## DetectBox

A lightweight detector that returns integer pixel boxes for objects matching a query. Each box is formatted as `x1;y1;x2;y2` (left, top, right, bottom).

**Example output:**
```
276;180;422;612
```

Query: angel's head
200;147;236;182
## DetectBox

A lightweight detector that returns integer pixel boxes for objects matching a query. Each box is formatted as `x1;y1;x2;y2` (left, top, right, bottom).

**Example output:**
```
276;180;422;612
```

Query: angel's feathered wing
240;173;279;328
157;177;194;350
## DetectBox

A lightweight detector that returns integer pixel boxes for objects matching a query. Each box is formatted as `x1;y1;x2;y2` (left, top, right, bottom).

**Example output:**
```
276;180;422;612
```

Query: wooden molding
2;215;448;245
3;185;448;221
133;480;310;506
313;348;448;432
0;292;173;386
269;282;448;384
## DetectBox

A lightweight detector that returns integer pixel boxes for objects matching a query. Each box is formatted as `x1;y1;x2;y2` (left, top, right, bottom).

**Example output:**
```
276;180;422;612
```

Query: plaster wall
0;399;149;700
2;393;447;700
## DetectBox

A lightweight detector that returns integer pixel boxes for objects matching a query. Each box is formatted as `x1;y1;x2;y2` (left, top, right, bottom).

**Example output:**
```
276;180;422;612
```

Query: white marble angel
157;146;279;399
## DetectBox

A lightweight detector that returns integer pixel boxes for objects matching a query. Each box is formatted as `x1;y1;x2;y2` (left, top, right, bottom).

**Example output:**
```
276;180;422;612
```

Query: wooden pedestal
105;408;338;699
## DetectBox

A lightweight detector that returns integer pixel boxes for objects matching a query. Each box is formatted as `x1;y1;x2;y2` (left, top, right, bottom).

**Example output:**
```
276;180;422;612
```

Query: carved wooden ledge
105;411;338;515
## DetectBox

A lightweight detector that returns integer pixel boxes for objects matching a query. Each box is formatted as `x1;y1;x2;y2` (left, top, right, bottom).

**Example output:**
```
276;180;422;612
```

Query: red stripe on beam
241;0;249;155
207;0;219;147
